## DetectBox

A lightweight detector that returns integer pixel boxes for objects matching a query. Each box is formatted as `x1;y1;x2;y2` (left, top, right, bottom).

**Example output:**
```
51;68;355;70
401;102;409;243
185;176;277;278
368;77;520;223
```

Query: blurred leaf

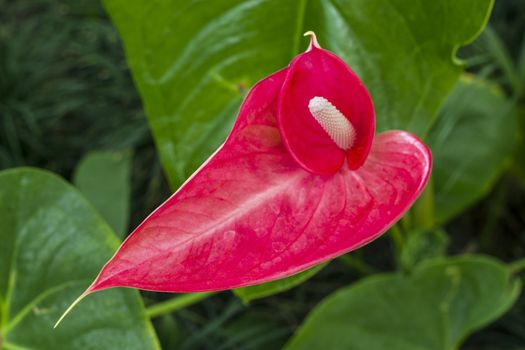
178;300;244;350
103;0;493;188
233;263;328;304
155;314;183;350
400;229;449;271
285;256;521;350
429;77;517;223
518;35;525;94
220;311;290;350
0;0;148;174
73;150;132;237
512;106;525;186
0;168;159;349
470;26;520;94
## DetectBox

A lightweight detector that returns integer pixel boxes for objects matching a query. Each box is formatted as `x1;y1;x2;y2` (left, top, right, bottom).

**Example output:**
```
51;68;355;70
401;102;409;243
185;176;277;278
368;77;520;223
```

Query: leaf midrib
0;173;25;334
0;174;93;341
2;280;89;335
97;169;308;288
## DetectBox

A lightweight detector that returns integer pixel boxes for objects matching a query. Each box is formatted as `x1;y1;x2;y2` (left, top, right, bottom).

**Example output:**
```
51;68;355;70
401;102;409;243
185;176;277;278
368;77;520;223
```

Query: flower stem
146;292;217;319
390;224;405;251
511;258;525;274
411;176;435;230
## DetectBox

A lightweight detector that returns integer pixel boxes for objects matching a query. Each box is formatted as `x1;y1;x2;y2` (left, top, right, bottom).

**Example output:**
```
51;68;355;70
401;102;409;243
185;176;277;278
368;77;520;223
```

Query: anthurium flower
58;32;431;323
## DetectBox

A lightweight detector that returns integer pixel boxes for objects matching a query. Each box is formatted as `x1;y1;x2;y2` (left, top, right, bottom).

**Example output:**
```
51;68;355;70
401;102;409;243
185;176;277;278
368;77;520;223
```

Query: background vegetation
1;0;524;349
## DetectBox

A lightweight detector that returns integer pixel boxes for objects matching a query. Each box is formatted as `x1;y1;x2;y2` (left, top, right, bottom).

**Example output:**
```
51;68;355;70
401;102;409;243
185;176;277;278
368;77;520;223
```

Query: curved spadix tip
303;31;320;50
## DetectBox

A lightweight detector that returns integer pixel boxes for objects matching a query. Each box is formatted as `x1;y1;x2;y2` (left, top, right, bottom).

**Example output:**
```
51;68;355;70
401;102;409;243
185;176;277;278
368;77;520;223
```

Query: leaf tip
53;290;90;329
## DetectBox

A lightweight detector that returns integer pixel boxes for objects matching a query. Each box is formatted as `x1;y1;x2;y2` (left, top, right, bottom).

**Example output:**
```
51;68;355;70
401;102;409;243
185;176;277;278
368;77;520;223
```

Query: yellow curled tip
303;31;320;50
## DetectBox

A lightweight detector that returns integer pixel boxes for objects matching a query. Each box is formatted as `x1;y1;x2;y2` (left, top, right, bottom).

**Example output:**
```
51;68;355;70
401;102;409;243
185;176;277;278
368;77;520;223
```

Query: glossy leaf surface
0;168;159;349
429;77;516;223
286;256;521;350
73;150;132;237
103;0;493;188
86;69;431;294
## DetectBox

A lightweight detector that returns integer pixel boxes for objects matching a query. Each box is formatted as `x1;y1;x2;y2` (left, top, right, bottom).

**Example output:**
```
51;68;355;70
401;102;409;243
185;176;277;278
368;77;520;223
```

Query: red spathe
88;64;431;293
279;39;375;174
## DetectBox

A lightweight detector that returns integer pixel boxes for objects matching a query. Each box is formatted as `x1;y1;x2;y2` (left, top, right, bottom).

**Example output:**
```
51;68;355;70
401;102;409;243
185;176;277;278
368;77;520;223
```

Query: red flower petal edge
56;33;431;325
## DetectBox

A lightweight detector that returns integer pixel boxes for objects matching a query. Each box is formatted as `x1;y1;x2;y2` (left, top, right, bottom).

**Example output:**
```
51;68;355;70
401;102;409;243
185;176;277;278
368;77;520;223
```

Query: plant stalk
511;258;525;274
337;254;376;276
411;176;435;230
146;292;217;319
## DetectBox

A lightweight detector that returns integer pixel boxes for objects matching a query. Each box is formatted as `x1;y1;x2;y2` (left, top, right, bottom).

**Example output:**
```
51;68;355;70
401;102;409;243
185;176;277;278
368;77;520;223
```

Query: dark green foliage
0;0;524;349
0;0;145;171
73;150;132;236
0;0;171;228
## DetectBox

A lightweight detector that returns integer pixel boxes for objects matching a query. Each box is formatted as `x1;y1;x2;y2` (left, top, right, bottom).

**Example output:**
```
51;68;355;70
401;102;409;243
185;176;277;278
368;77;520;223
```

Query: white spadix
308;96;355;150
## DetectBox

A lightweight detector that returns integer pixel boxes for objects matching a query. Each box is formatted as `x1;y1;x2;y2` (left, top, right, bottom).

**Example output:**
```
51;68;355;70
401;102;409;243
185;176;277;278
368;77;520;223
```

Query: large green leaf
233;262;327;303
429;77;517;223
103;0;493;188
0;168;159;349
73;150;132;237
285;256;521;350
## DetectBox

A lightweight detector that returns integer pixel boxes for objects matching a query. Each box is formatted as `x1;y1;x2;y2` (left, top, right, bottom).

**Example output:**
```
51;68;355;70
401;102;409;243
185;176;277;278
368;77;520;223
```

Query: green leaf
233;262;327;303
429;77;517;223
73;150;132;237
0;168;159;350
400;229;449;271
103;0;494;188
285;255;521;350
